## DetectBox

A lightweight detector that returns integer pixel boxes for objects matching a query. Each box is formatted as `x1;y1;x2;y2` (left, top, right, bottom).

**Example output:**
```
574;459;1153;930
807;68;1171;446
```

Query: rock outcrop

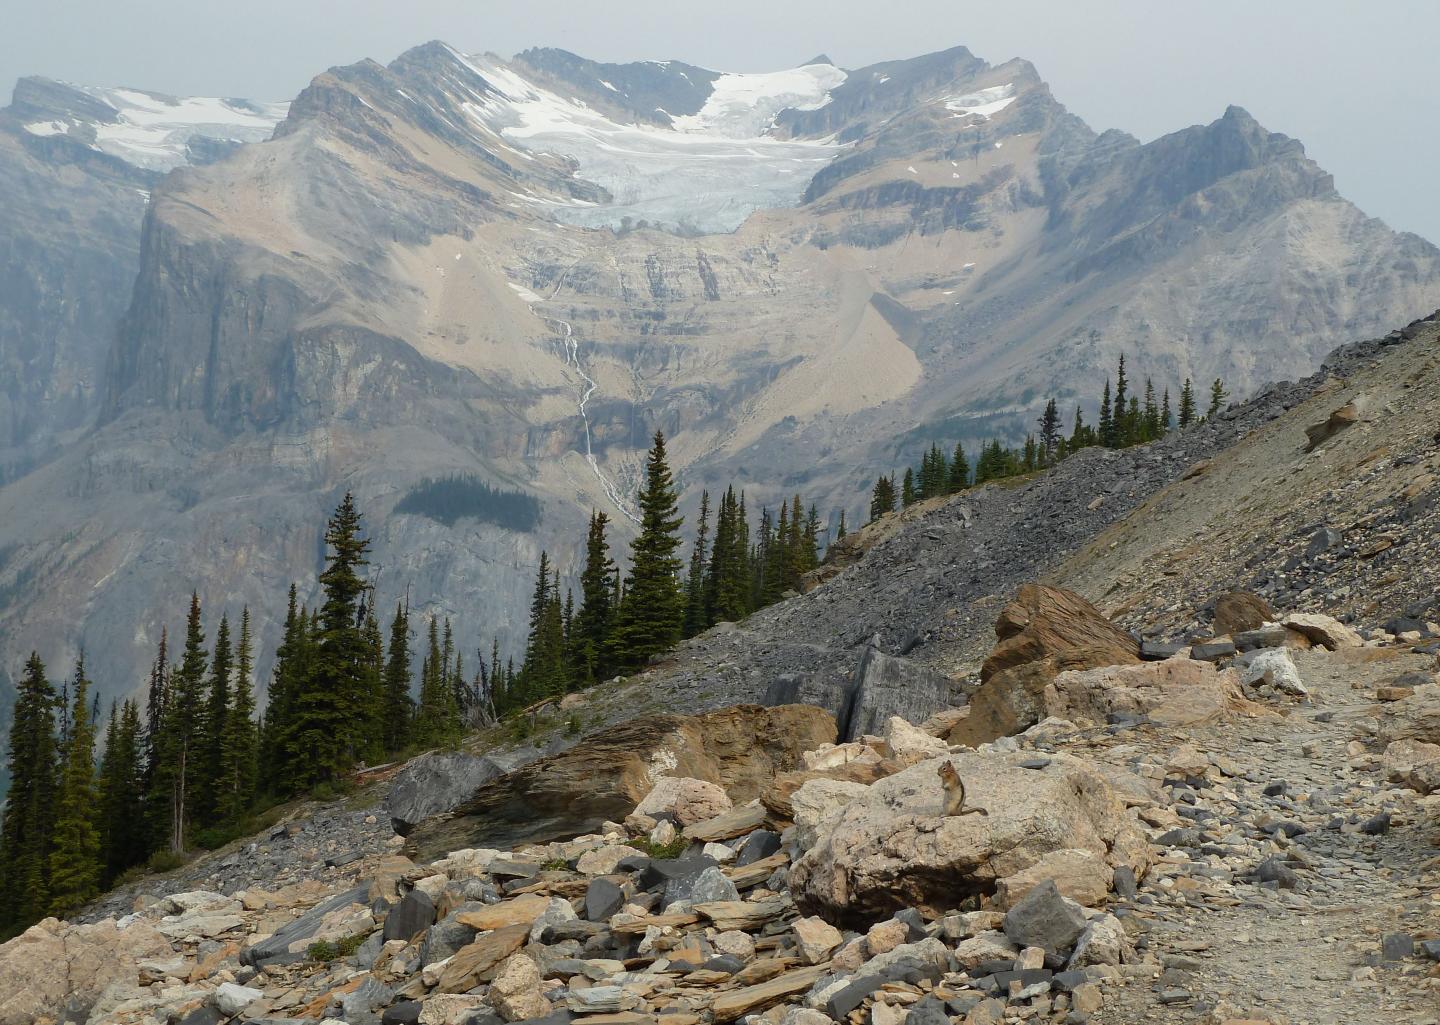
789;751;1150;921
0;915;171;1025
386;751;509;837
1044;658;1270;728
406;704;834;858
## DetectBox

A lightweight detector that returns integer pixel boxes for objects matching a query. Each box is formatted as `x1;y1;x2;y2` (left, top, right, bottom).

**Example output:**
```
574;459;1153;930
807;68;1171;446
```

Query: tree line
493;431;826;713
0;494;485;936
871;356;1226;518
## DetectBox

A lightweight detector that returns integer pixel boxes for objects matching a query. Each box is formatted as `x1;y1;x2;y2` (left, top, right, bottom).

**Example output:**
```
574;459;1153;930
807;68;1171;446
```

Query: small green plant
307;932;369;962
564;713;583;737
627;835;689;860
540;856;570;871
144;849;190;874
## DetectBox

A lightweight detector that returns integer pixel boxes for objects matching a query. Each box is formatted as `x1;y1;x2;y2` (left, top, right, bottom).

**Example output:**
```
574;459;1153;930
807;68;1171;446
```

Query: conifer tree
1207;378;1228;418
1142;379;1159;440
835;510;847;541
683;491;710;639
0;653;59;929
260;586;303;793
1114;355;1130;443
1160;388;1173;435
948;444;970;492
608;431;685;669
1098;379;1115;447
1022;435;1037;472
381;603;413;753
575;512;616;684
869;475;897;521
154;593;206;852
707;487;750;623
218;609;258;823
197;614;232;821
47;656;101;916
1178;379;1196;428
1038;399;1061;465
98;699;146;880
293;493;372;787
901;467;917;507
143;628;168;786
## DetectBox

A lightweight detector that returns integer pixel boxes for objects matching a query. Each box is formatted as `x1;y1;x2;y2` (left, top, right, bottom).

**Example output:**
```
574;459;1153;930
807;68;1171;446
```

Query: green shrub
307;932;370;962
627;835;688;860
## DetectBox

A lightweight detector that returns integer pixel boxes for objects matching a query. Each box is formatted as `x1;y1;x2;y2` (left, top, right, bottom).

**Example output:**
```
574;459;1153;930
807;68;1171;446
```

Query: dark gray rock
666;864;736;907
381;1001;423;1025
1112;866;1137;900
1381;933;1414;961
386;751;506;836
584;878;625;922
240;884;370;967
845;646;957;741
1234;624;1288;651
177;1008;223;1025
1140;641;1186;661
340;976;394;1024
702;954;746;974
1256;857;1296;889
1003;880;1087;953
419;908;480;966
1189;640;1236;662
383;888;436;942
906;996;950;1025
637;848;716;894
1361;812;1391;835
735;829;782;866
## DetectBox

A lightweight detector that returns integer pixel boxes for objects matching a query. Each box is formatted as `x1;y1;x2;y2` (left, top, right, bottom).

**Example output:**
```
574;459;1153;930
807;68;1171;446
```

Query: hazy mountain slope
0;77;286;481
0;41;1436;724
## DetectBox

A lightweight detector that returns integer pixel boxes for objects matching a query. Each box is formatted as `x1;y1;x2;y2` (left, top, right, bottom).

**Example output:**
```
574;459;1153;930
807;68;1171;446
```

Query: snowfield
23;86;288;172
457;52;847;234
945;83;1017;120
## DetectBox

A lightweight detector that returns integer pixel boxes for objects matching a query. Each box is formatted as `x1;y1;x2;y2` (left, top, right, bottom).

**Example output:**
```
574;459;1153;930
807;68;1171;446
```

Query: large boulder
1376;683;1440;747
765;648;957;742
386;751;508;837
788;752;1150;922
953;586;1141;746
634;777;733;826
1281;613;1364;650
1045;658;1270;728
980;585;1140;683
1212;592;1276;636
406;704;834;858
0;916;172;1025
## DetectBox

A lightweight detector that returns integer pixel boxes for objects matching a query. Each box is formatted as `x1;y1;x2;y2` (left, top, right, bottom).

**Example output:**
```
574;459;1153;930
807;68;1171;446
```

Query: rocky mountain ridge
1;39;1437;733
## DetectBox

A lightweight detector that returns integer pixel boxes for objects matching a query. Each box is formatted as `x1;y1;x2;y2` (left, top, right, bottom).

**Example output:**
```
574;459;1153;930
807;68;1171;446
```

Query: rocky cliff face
0;41;1436;723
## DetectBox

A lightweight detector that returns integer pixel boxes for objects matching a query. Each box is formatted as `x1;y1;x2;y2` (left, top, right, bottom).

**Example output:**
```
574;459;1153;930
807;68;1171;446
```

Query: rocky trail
1100;648;1440;1024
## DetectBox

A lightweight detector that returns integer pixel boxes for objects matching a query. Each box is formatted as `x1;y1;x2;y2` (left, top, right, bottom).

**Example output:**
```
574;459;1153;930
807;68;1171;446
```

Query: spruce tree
835;510;848;541
1038;399;1061;465
98;700;147;880
0;653;59;929
197;613;232;822
948;445;970;492
143;627;168;786
683;491;710;639
608;431;685;669
47;656;101;916
1098;379;1115;447
1178;379;1196;427
1160;388;1173;435
900;467;917;507
154;593;206;853
1207;378;1228;418
1143;379;1159;441
869;475;897;521
218;609;258;824
707;488;750;623
1114;354;1130;442
260;586;302;792
292;493;372;788
381;603;414;753
575;512;616;684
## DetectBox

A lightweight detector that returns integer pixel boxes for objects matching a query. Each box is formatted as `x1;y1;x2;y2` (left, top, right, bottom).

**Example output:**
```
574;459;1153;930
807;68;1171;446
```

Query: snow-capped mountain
9;75;286;172
0;41;1436;722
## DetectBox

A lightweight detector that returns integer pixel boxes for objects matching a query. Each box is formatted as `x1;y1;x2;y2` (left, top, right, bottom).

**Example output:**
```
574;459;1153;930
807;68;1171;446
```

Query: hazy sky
5;1;1438;242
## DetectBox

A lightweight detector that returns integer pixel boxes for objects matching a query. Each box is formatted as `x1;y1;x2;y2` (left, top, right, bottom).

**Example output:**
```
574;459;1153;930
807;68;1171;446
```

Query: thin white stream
531;274;639;522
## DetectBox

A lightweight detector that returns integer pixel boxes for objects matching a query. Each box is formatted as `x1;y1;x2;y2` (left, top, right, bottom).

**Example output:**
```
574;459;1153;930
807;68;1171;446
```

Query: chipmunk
938;761;988;817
